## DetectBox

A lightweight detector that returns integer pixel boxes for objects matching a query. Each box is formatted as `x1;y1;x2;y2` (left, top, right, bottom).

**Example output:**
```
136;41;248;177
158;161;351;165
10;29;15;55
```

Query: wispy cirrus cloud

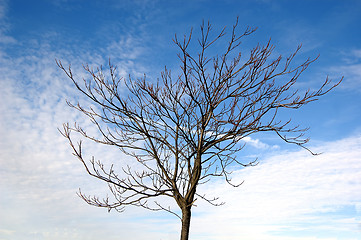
0;16;156;239
0;0;16;44
328;48;361;91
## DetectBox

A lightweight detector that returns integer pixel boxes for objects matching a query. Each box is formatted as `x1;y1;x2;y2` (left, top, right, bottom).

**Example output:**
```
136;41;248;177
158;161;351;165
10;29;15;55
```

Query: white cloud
241;136;279;150
191;135;361;239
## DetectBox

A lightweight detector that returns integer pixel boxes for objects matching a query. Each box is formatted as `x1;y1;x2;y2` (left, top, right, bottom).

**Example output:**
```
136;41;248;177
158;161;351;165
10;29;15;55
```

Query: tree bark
180;206;192;240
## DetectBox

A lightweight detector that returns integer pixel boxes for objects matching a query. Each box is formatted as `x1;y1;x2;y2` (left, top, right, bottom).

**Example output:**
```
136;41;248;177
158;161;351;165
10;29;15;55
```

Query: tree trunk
180;206;192;240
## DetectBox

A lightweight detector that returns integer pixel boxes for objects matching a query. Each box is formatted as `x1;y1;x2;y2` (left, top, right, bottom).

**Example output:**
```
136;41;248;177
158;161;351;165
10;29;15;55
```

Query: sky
0;0;361;239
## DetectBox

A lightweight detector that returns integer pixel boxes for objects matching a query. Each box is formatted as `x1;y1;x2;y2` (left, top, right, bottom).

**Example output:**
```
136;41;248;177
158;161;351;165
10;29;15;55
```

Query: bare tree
57;19;341;240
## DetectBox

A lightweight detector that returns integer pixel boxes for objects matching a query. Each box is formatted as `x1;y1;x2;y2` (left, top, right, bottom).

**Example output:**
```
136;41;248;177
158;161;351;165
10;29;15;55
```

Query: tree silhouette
57;18;341;240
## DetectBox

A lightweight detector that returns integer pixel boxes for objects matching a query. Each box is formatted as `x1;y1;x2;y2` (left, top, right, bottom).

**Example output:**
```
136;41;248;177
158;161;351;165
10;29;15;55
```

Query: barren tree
57;19;341;240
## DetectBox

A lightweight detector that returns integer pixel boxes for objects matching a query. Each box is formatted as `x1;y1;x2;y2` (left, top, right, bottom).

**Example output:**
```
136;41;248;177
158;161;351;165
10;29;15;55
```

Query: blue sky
0;0;361;239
